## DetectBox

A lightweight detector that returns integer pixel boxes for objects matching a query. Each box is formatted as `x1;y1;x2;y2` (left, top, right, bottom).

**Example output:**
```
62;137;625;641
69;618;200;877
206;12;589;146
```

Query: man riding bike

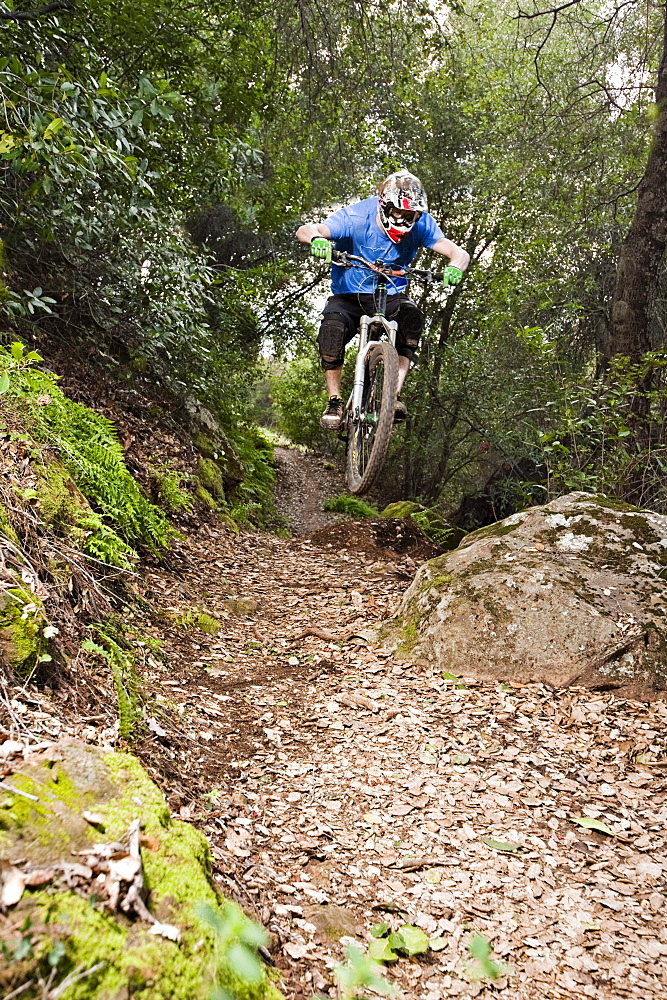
295;169;470;429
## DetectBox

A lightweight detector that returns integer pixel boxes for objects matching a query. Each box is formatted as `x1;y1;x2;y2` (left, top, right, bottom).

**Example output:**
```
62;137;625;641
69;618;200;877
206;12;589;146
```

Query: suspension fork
350;280;398;417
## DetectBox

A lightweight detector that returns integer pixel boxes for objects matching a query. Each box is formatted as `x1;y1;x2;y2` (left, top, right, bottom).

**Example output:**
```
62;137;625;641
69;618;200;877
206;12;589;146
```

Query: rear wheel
346;341;399;494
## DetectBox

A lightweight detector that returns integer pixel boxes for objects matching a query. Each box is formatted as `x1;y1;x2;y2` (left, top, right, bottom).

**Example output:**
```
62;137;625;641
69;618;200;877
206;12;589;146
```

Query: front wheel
346;341;399;495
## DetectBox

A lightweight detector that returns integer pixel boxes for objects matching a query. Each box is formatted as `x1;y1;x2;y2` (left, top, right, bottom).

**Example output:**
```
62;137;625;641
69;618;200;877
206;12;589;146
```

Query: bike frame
330;251;444;422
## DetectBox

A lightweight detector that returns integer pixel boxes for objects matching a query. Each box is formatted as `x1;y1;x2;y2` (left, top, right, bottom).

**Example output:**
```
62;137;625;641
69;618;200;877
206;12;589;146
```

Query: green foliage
528;354;667;511
270;358;329;452
324;495;379;518
227;427;284;530
170;607;221;635
82;630;142;742
149;463;194;513
0;344;171;564
332;945;394;1000
464;934;510;982
196;901;268;998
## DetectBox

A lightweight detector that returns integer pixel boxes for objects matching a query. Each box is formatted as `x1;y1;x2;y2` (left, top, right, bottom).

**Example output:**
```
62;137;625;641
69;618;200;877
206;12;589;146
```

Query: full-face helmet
377;169;428;242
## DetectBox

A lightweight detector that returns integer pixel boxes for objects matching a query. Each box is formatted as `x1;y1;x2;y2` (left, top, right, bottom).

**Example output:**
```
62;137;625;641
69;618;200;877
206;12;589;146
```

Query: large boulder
389;492;667;698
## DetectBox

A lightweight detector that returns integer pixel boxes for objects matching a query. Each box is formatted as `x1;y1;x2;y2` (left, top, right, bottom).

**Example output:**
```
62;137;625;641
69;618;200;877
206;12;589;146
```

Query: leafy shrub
526;353;667;511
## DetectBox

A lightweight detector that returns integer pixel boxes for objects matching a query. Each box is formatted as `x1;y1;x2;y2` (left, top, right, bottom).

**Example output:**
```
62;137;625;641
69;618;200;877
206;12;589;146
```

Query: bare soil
273;446;347;537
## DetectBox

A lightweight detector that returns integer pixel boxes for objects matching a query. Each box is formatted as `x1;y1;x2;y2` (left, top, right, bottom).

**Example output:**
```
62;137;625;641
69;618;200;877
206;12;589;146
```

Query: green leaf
10;342;24;360
48;940;66;968
452;753;470;765
429;936;448;951
570;816;616;836
0;373;9;394
482;837;522;852
227;942;262;984
368;937;398;962
43;117;65;139
390;925;430;955
441;671;459;680
370;922;390;938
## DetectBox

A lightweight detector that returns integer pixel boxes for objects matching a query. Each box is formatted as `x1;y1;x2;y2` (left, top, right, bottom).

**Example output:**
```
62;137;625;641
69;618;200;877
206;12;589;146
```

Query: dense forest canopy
2;0;667;520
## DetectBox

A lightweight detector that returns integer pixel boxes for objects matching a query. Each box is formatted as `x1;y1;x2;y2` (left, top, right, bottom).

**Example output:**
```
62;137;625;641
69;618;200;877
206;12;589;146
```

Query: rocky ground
3;454;667;999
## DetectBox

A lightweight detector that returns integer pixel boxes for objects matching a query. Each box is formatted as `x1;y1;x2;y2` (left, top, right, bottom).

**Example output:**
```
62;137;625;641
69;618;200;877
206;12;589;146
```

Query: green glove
443;265;463;287
311;237;332;263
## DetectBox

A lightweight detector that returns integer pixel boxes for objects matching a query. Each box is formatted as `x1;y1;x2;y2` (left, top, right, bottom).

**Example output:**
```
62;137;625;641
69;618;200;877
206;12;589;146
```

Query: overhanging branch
0;2;72;20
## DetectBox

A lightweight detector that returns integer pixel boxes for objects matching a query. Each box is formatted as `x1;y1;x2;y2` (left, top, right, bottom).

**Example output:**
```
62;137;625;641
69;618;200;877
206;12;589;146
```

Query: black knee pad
318;312;347;369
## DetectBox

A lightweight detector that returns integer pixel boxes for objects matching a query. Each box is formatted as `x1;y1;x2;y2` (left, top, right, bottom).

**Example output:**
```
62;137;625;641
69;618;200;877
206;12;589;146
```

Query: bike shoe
393;397;408;423
321;396;345;430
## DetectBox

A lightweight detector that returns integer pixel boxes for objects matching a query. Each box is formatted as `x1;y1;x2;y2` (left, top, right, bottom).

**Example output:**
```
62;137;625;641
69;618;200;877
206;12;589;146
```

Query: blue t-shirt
324;196;444;296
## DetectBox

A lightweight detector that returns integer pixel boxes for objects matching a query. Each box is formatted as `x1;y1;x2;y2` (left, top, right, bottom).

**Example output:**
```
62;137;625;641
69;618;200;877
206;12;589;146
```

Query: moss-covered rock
33;459;92;543
197;458;225;501
386;492;667;698
182;396;244;485
379;501;423;519
0;741;283;1000
0;584;47;674
194;484;218;510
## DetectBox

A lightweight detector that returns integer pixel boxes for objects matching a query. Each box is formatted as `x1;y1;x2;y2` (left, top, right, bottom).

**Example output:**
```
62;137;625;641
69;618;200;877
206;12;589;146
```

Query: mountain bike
330;250;443;495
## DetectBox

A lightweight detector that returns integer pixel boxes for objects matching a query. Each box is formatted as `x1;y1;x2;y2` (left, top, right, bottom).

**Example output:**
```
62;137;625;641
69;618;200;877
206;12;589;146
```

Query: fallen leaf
284;941;308;959
148;921;181;942
147;717;167;737
481;837;522;853
82;811;105;827
570;816;616;836
1;860;25;906
108;855;141;882
371;922;390;938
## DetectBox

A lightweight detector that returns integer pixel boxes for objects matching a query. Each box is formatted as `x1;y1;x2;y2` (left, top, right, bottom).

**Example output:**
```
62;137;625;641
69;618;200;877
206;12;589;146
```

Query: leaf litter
2;492;667;999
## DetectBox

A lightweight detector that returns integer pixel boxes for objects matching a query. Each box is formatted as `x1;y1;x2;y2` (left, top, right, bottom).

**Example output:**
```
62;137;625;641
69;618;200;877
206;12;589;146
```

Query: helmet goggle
379;202;421;241
377;171;427;242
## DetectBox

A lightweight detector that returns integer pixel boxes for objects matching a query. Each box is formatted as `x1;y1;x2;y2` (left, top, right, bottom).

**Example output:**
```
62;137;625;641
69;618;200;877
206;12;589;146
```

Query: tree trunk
607;8;667;361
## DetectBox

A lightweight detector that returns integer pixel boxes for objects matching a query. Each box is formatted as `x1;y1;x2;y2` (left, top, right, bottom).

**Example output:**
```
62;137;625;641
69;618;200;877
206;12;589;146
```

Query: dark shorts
317;293;424;370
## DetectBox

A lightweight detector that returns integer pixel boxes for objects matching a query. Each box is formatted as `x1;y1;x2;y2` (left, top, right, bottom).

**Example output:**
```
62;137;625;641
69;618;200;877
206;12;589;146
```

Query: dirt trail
128;476;667;1000
273;446;347;536
17;450;667;999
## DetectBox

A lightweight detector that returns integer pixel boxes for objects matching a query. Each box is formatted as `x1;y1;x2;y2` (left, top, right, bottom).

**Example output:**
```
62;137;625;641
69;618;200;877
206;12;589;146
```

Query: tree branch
0;2;72;20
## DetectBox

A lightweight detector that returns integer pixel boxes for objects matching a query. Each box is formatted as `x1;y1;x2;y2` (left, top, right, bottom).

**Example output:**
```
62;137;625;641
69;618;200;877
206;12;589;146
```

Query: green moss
427;573;453;589
33;460;89;538
218;512;240;533
192;431;218;458
460;521;522;546
194;484;219;510
379;501;423;518
197;458;225;501
0;504;20;547
588;495;642;513
0;586;46;674
2;748;284;999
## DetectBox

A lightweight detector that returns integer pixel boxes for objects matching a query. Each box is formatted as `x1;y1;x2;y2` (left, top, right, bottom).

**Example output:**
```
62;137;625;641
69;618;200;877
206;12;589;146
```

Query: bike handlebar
331;249;443;284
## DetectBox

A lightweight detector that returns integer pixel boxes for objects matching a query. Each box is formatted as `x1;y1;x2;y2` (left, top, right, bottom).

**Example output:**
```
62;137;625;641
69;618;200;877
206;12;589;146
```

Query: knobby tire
346;341;399;495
